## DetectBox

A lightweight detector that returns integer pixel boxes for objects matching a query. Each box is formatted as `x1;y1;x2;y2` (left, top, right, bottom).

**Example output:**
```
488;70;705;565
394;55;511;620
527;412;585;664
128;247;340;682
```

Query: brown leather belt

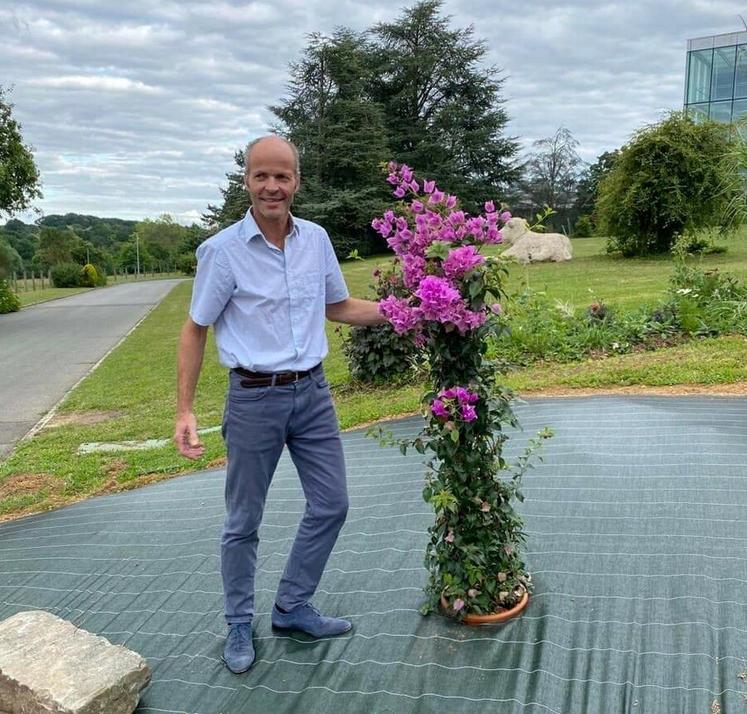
232;363;321;388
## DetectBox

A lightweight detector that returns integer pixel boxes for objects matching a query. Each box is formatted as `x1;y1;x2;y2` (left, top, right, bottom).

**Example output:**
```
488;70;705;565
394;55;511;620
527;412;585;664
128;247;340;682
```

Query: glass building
685;31;747;123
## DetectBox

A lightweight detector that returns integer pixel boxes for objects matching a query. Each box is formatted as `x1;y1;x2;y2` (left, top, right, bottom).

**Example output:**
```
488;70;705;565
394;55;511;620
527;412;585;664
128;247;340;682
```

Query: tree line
0;213;207;280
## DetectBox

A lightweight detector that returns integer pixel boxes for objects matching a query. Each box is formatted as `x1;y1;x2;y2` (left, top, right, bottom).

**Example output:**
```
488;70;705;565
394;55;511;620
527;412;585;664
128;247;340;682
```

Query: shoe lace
303;603;321;617
229;623;251;645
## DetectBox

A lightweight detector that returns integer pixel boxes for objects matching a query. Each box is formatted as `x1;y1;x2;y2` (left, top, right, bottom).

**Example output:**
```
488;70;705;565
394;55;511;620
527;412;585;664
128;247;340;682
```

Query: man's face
244;139;299;224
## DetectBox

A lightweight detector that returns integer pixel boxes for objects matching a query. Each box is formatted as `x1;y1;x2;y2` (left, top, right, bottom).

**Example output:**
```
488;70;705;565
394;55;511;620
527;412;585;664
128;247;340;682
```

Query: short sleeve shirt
189;209;349;371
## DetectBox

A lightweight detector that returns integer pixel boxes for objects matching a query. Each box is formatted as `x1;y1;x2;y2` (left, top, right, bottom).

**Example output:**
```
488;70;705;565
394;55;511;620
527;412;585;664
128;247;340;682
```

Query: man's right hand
174;412;205;460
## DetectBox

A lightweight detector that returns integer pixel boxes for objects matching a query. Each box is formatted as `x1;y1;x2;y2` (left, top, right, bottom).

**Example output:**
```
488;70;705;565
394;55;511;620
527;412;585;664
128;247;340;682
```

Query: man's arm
325;297;387;326
174;317;209;459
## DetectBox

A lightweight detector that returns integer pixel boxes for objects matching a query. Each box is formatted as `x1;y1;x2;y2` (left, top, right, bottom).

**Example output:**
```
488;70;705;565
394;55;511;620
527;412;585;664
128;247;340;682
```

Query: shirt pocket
297;270;321;300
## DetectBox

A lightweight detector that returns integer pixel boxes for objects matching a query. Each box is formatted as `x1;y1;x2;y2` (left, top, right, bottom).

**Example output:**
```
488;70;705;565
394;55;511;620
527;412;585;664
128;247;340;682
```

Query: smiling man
174;134;385;674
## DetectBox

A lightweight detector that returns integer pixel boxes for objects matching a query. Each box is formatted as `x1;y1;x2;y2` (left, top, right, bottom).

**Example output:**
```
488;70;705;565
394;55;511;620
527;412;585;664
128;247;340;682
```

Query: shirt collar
240;207;298;244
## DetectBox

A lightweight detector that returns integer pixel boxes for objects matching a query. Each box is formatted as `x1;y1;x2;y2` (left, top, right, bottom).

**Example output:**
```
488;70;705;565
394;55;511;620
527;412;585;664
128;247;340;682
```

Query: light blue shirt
189;209;349;371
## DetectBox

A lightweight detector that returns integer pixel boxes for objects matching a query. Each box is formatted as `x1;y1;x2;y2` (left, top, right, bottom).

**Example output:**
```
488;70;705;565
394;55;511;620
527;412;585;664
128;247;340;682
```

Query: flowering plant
372;163;552;619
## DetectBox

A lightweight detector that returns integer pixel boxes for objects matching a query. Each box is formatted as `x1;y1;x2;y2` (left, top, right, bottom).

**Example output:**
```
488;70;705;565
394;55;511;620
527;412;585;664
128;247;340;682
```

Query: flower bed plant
489;260;747;367
372;163;552;619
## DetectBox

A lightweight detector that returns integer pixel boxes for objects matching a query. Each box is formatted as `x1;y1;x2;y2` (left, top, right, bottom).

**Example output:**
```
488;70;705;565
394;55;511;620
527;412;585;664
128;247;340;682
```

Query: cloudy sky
1;0;741;224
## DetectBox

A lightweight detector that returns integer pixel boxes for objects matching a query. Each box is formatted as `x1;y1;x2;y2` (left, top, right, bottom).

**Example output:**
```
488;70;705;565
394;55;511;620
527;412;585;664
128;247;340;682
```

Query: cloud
28;75;163;93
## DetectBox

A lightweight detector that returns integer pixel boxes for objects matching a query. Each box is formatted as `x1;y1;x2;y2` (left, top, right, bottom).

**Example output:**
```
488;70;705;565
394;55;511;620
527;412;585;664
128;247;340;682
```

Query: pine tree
371;0;520;211
271;30;391;256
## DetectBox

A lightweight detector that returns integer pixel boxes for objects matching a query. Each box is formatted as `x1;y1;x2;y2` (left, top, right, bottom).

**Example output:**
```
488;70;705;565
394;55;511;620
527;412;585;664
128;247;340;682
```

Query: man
174;135;384;674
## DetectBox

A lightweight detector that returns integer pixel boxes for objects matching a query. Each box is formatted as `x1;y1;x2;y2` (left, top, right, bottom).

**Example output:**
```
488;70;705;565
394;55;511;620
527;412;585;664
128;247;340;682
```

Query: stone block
0;611;151;714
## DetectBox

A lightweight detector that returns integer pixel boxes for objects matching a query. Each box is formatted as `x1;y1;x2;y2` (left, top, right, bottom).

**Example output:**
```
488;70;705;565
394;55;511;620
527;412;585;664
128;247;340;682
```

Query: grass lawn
18;287;92;306
2;235;746;519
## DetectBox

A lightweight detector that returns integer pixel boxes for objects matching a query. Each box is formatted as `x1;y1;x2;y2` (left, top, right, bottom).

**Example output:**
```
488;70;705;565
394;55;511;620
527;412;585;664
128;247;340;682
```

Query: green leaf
426;241;452;260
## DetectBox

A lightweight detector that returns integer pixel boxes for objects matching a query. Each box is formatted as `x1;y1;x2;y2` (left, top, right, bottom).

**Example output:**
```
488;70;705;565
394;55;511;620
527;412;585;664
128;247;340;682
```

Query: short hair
244;135;300;179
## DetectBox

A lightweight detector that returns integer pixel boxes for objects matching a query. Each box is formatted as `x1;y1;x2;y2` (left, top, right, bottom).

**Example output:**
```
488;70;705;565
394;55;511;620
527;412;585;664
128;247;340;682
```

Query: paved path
0;280;184;457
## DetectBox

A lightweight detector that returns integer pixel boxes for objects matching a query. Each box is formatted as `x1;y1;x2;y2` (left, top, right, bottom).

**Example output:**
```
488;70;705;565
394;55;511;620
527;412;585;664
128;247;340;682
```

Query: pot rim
440;586;529;625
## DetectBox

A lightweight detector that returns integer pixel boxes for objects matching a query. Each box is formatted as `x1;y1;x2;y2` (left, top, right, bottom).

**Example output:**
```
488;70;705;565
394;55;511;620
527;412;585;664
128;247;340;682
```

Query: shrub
572;215;594;237
597;112;740;256
341;263;421;383
80;263;99;287
671;230;728;256
665;261;747;336
342;324;421;383
50;262;82;288
0;279;20;313
93;264;107;286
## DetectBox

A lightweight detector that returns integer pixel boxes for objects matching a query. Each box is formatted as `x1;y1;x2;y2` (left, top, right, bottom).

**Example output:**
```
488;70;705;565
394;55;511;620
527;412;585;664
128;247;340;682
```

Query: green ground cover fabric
1;396;746;713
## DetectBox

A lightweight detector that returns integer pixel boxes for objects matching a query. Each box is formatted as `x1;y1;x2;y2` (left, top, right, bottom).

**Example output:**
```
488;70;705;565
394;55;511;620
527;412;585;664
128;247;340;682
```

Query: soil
44;410;123;428
520;381;747;399
342;381;747;432
0;473;63;500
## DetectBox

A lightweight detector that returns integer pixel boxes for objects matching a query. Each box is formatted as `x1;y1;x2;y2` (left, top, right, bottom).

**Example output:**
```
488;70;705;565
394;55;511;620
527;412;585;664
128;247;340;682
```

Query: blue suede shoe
272;603;352;638
222;623;255;673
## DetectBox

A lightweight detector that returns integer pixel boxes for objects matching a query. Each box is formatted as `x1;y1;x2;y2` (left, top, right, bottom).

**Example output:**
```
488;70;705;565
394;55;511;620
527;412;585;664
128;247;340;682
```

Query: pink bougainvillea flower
411;200;424;214
431;398;449;418
402;253;426;289
447;210;466;227
444;530;455;543
461;404;477;422
445;194;457;209
379;295;421;335
393;186;406;199
484;200;495;213
415;276;463;322
442;245;485;280
453;598;465;612
423;179;435;194
467;588;478;598
500;211;512;223
490;303;502;314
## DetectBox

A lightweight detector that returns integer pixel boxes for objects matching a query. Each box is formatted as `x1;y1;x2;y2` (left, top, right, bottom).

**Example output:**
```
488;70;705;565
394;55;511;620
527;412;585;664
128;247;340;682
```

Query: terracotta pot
440;587;529;626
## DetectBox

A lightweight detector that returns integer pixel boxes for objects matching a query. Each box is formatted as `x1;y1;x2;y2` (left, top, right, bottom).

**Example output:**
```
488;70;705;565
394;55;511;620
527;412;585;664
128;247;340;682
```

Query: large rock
0;611;150;714
501;217;573;264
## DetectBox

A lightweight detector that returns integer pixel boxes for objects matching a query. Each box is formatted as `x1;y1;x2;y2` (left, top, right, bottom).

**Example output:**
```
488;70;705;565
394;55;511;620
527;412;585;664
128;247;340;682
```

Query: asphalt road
0;279;184;457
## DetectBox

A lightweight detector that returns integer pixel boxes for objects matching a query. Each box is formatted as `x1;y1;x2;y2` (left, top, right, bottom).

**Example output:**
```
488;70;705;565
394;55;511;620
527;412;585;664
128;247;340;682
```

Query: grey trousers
220;366;348;624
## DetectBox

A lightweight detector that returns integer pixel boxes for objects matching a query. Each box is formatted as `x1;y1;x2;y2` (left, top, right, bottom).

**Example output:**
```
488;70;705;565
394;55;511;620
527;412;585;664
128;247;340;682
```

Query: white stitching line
150;680;561;711
149;664;747;696
100;629;747;662
5;599;746;635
